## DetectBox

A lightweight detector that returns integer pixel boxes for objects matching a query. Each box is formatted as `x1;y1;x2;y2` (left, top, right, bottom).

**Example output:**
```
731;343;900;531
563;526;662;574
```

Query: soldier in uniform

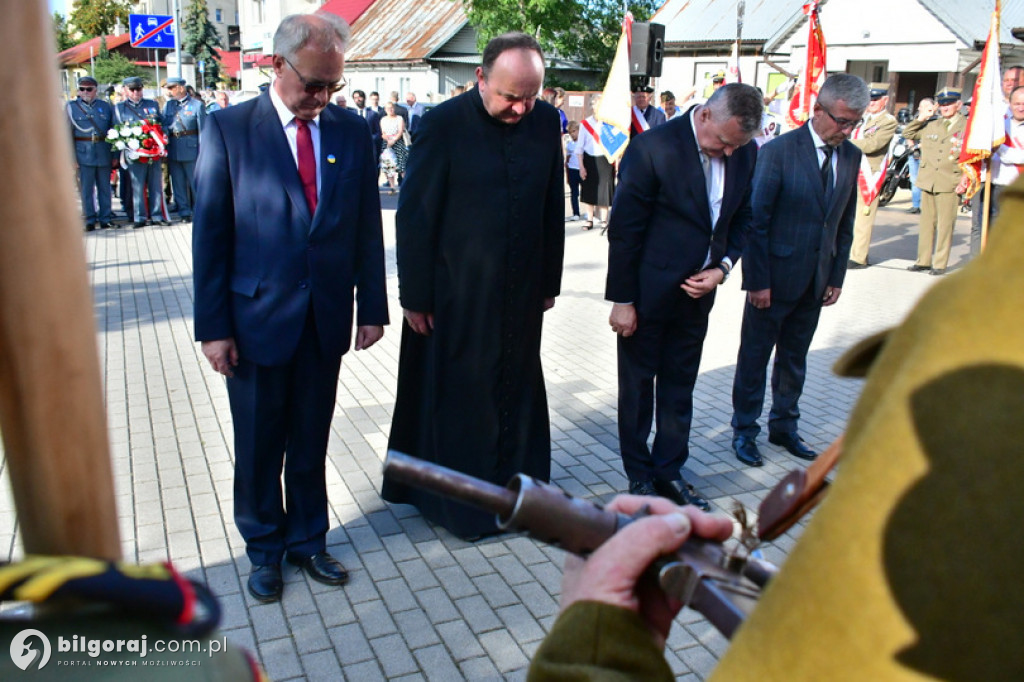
902;87;965;276
848;83;898;268
114;76;169;228
161;76;206;223
67;75;115;231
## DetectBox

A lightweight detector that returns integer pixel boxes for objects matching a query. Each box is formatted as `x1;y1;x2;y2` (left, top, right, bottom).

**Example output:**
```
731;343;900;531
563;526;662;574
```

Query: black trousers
617;293;712;482
731;284;823;440
227;309;343;566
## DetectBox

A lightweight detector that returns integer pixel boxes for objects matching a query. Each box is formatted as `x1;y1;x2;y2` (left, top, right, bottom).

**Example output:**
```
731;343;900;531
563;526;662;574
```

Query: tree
463;0;660;80
93;51;145;89
70;0;134;39
181;0;223;85
54;12;77;52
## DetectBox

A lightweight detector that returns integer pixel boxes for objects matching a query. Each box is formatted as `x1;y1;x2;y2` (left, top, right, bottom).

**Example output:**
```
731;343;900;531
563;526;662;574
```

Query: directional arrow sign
129;14;177;50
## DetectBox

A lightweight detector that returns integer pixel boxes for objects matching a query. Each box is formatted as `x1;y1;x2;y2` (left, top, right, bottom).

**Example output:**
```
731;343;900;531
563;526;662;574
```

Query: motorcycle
878;135;914;208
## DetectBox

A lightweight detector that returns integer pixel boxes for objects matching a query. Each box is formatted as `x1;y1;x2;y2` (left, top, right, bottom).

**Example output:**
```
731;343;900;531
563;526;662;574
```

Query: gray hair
817;74;869;113
273;13;351;59
705;83;765;134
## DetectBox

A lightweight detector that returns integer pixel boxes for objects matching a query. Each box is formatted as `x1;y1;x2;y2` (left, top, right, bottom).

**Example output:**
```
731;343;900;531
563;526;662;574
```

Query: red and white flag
959;0;1005;199
787;1;826;129
726;41;742;84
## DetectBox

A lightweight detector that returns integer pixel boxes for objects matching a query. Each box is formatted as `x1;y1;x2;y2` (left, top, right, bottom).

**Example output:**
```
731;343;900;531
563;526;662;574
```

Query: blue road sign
129;14;177;50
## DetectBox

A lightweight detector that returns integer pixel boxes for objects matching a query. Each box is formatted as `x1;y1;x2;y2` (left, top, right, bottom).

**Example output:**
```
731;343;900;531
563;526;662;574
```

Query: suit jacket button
299;280;309;289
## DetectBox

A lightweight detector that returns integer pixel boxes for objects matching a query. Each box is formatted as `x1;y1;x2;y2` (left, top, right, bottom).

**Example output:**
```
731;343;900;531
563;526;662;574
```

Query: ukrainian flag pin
327;154;337;164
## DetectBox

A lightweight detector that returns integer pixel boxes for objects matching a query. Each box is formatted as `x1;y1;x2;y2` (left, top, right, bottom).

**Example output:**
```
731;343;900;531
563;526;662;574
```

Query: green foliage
92;51;144;89
463;0;660;80
181;0;223;84
70;0;134;39
54;12;77;52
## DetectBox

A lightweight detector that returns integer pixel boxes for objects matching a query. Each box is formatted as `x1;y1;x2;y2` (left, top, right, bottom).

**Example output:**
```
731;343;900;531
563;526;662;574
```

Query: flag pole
981;160;992;251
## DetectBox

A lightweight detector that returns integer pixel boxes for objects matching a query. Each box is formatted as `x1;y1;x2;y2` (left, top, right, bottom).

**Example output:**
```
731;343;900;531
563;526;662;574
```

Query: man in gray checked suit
162;77;206;223
730;74;868;467
67;75;115;231
115;76;169;228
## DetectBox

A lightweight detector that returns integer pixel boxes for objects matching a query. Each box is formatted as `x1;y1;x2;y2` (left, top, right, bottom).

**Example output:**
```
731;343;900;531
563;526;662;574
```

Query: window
216;9;222;22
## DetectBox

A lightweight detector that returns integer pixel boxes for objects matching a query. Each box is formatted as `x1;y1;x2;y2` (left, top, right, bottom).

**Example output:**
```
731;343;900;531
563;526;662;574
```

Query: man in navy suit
351;89;382;152
606;84;763;510
192;13;389;603
731;74;868;466
632;85;667;135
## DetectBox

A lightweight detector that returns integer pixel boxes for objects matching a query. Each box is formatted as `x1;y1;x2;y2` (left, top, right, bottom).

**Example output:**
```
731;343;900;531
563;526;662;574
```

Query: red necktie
295;118;317;214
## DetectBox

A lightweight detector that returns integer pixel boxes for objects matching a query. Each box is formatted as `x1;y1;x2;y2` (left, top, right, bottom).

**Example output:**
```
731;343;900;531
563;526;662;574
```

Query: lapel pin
327;154;336;164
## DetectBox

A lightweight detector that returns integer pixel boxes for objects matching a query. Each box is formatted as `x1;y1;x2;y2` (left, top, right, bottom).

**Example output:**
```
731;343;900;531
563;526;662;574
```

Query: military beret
935;87;961;105
869;82;889;99
123;76;144;88
77;75;98;87
165;76;186;87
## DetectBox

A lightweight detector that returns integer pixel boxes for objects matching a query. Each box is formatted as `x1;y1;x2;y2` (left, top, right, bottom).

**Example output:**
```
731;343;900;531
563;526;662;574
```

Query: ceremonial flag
594;13;633;163
958;0;1005;200
726;40;742;84
787;1;827;129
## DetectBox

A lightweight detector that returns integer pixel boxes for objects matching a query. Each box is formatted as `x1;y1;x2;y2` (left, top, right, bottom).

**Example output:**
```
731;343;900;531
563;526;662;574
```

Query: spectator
379;100;407;195
564;120;583;221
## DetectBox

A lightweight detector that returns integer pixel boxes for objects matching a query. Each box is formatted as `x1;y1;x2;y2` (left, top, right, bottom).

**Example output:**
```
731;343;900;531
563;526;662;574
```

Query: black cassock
382;88;565;539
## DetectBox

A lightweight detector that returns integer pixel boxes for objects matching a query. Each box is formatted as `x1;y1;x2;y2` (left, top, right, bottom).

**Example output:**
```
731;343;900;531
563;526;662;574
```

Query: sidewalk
0;189;969;680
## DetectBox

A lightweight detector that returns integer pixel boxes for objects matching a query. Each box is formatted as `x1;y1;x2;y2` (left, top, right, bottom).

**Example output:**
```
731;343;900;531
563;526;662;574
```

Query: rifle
383;451;776;639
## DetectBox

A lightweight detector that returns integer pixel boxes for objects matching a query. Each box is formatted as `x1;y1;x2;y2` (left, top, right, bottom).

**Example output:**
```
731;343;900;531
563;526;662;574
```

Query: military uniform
114;77;168;227
530;177;1024;682
849;84;898;266
161;77;206;222
902;88;965;273
66;76;115;230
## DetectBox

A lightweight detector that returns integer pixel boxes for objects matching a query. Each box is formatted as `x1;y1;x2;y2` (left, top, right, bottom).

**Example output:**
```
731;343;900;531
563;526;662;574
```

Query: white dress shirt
269;83;322;197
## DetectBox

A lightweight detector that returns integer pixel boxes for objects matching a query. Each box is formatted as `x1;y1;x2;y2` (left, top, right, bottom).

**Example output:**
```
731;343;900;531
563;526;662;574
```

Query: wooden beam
0;0;120;560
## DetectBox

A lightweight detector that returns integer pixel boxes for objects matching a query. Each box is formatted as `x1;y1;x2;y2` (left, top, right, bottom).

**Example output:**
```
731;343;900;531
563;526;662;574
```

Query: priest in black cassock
382;32;565;539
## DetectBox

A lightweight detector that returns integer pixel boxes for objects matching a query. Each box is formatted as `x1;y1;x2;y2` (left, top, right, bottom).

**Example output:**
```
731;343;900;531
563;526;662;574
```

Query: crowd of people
66;75;233;230
68;10;1021;676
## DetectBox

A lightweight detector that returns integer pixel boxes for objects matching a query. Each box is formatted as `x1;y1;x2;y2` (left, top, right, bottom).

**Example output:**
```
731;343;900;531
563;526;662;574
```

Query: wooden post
0;0;121;560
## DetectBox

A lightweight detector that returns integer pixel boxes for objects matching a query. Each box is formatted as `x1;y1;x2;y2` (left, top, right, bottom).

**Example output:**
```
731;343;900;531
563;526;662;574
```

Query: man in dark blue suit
351;89;382;152
731;74;868;466
631;85;667;135
192;13;389;603
606;84;764;510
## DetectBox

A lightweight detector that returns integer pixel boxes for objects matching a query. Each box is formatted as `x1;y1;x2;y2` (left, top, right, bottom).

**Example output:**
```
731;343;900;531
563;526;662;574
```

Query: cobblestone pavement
0;190;971;680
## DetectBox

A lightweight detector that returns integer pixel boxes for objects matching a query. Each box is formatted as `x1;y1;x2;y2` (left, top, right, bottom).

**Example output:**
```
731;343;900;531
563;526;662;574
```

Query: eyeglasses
79;86;96;92
283;57;346;95
127;86;143;92
820;105;863;130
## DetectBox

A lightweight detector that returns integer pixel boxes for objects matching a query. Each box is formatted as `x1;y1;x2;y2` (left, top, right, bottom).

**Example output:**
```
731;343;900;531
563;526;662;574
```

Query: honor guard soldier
67;75;115;230
902;87;965;276
162;76;206;223
115;76;169;228
848;83;898;268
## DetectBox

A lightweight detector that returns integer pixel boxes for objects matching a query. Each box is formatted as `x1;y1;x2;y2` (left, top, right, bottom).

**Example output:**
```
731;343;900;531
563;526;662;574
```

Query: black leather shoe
930;268;946;276
85;223;97;232
906;207;921;214
99;222;114;229
733;436;764;467
289;551;349;586
247;564;283;603
652;479;711;511
628;479;657;496
906;264;931;272
847;260;868;270
768;432;818;460
133;221;145;229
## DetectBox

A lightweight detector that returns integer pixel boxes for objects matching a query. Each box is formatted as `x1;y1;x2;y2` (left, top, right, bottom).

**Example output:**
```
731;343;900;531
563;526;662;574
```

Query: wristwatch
716;262;731;282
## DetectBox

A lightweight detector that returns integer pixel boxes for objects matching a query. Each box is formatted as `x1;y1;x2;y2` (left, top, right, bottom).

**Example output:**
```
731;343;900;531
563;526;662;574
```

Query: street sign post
129;14;176;50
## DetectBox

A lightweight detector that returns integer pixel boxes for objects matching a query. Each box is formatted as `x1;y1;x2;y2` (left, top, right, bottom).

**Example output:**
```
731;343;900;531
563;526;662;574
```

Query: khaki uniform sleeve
529;602;674;682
